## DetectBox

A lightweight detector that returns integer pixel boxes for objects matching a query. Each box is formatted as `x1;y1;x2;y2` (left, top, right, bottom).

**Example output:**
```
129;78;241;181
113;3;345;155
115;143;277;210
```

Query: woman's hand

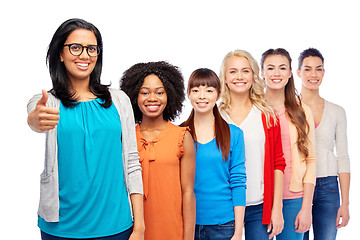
28;90;60;132
268;206;284;238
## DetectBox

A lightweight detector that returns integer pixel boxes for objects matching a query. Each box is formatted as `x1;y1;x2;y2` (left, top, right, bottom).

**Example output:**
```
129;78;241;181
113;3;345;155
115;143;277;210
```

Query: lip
308;79;319;84
145;104;161;112
271;78;282;83
233;81;247;86
75;62;90;70
196;102;208;108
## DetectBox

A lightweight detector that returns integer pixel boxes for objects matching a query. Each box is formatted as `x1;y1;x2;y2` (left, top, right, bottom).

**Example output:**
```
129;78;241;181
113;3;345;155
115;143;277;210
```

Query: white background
1;0;358;239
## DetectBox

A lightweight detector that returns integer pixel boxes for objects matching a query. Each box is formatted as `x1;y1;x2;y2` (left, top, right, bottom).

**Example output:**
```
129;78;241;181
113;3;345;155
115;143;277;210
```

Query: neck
229;91;252;109
301;86;322;104
140;115;167;130
70;78;93;99
265;87;285;110
193;109;215;127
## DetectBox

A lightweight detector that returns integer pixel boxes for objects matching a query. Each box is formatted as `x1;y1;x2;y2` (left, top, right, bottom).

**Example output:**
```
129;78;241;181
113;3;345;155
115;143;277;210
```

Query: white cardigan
315;100;350;177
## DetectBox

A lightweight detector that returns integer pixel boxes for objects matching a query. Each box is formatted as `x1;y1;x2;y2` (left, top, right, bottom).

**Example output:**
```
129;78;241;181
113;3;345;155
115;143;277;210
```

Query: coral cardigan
261;113;286;224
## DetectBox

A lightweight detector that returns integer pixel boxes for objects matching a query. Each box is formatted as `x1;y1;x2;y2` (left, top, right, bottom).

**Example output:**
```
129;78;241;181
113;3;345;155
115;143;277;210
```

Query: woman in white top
298;48;350;240
218;50;286;240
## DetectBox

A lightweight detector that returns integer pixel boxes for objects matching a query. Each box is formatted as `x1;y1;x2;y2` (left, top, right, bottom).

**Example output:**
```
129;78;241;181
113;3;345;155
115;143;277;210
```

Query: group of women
27;18;350;240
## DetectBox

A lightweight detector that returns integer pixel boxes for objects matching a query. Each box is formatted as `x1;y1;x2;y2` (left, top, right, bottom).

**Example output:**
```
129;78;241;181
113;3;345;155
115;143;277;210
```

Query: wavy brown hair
261;48;309;159
181;68;230;161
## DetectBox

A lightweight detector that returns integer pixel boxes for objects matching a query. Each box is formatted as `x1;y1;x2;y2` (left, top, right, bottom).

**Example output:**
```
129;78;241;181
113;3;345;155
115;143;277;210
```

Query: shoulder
109;88;129;100
228;124;244;138
325;100;346;114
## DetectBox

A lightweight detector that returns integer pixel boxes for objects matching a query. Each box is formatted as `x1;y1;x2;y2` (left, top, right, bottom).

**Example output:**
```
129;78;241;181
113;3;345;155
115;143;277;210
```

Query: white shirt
220;106;265;206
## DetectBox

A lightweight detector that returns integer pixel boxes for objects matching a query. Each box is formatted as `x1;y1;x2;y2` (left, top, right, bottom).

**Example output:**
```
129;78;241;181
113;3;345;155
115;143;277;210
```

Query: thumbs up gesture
27;90;60;132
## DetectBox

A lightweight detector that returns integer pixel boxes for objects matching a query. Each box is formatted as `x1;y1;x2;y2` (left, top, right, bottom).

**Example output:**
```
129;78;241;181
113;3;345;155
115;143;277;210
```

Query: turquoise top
38;99;132;238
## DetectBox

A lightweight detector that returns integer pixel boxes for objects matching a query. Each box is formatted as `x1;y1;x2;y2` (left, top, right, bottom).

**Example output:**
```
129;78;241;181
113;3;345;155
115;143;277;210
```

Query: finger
37;89;49;106
267;224;272;233
39;111;60;120
45;107;60;115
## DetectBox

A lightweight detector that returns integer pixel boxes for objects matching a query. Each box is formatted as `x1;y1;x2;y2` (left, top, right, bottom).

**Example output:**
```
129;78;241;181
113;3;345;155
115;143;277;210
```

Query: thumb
37;89;48;106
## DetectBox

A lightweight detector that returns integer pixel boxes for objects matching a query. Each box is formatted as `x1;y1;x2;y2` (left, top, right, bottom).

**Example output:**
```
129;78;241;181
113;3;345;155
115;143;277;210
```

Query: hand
336;204;350;229
128;228;144;240
295;207;312;233
230;231;242;240
268;207;284;239
28;89;60;132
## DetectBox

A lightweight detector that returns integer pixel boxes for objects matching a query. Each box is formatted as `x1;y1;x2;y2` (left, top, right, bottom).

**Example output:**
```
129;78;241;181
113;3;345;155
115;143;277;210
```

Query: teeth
76;63;88;67
272;79;281;83
146;105;159;111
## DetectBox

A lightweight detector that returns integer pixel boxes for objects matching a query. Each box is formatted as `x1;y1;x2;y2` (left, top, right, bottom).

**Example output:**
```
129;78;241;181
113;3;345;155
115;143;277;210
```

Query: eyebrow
139;86;165;90
304;65;323;68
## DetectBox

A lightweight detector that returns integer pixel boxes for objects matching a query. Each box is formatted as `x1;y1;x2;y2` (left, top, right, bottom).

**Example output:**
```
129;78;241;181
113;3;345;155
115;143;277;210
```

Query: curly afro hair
120;61;185;123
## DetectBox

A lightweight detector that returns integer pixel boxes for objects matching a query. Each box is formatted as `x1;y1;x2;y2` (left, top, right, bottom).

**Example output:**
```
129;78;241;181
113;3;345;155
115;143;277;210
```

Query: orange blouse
136;121;188;240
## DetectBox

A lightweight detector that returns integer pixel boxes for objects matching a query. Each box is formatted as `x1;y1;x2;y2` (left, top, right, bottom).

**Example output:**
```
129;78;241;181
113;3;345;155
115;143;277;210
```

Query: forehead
264;55;290;66
65;29;97;44
141;74;165;88
302;56;323;66
226;56;250;68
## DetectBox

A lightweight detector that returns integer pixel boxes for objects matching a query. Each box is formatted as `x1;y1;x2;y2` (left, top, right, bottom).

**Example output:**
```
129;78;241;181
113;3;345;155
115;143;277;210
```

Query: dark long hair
261;48;309;159
181;68;231;161
47;18;111;108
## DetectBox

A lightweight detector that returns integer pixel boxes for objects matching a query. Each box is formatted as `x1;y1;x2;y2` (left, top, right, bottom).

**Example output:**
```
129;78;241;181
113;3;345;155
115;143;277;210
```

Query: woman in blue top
27;18;144;240
181;68;246;240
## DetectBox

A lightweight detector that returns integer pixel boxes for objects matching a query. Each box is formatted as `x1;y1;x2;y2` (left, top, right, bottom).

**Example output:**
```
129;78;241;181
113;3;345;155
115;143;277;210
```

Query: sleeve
272;116;286;172
302;105;317;185
27;93;43;114
118;89;143;195
229;126;247;207
177;126;190;159
335;106;351;173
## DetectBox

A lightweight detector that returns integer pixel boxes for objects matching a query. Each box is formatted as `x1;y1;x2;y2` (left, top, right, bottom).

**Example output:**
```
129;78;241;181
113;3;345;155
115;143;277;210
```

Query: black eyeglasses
63;43;101;57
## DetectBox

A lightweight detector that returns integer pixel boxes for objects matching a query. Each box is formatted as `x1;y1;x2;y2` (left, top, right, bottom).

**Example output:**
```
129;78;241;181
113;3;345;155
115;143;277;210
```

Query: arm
129;194;145;240
268;119;285;238
336;172;350;229
268;169;284;238
180;131;196;240
27;90;60;132
229;127;247;240
231;206;245;240
334;106;350;228
295;106;316;233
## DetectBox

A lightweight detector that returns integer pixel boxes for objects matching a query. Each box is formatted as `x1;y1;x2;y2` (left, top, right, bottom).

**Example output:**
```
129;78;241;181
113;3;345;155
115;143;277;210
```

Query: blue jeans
244;203;272;240
40;227;132;240
304;176;340;240
276;198;303;240
195;220;235;240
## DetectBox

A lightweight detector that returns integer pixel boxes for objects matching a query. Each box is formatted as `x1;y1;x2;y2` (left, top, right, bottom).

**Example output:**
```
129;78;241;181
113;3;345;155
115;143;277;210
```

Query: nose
79;47;90;59
199;89;206;99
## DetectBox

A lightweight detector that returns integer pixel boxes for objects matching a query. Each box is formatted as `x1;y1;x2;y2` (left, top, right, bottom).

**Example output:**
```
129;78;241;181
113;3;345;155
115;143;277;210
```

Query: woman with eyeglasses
27;18;144;240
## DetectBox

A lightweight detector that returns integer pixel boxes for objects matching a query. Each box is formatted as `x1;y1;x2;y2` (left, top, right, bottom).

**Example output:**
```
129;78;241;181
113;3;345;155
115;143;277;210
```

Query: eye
267;67;274;71
88;45;98;53
280;67;287;71
157;91;165;95
191;88;199;93
70;44;82;51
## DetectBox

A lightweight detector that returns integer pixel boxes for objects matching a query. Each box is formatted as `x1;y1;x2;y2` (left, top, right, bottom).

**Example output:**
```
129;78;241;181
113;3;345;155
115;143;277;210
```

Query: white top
220;106;265;206
315;100;350;177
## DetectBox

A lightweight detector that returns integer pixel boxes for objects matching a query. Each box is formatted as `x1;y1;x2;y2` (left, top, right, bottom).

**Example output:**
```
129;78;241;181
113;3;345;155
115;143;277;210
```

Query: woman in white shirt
298;48;350;240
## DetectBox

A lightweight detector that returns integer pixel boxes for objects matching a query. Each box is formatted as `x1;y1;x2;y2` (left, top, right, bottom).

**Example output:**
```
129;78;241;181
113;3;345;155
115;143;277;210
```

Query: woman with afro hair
120;61;196;240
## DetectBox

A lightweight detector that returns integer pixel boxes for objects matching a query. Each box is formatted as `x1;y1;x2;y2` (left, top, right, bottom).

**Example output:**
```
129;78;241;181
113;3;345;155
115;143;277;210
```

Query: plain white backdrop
1;0;358;239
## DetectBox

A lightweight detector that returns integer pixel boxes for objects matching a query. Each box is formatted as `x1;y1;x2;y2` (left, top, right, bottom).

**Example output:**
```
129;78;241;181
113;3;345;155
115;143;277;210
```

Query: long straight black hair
47;18;111;108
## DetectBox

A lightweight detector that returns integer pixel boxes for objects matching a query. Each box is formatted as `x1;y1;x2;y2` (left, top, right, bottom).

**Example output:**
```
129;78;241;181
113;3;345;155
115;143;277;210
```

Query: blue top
38;99;133;238
194;124;246;225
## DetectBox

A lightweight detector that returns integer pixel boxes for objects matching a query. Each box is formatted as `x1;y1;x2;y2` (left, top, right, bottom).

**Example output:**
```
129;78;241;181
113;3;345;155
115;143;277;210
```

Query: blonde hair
219;49;276;127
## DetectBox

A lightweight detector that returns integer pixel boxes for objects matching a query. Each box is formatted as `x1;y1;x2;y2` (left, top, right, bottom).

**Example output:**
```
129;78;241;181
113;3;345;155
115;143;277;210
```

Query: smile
145;104;161;112
75;62;90;70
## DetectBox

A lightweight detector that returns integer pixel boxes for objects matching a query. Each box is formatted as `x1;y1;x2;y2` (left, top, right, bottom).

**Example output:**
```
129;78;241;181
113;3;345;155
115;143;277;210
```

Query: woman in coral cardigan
218;49;286;240
261;48;316;240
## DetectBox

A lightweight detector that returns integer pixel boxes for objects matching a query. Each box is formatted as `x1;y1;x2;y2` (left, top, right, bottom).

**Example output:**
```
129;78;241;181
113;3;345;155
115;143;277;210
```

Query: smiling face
189;85;219;114
60;29;98;83
137;74;168;121
297;56;324;90
224;56;253;96
261;55;292;91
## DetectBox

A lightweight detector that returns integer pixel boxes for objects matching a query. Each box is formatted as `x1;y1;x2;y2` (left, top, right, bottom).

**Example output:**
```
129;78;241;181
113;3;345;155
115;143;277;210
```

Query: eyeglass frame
63;43;101;57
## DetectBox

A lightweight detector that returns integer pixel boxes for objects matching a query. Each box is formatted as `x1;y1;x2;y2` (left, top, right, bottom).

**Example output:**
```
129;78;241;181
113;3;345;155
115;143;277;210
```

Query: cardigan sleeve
335;105;351;173
272;116;286;172
302;105;317;185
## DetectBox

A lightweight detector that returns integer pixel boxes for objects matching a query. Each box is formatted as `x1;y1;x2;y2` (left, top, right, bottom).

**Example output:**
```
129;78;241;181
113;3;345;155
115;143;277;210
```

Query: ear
297;69;301;78
261;70;265;79
60;51;64;62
